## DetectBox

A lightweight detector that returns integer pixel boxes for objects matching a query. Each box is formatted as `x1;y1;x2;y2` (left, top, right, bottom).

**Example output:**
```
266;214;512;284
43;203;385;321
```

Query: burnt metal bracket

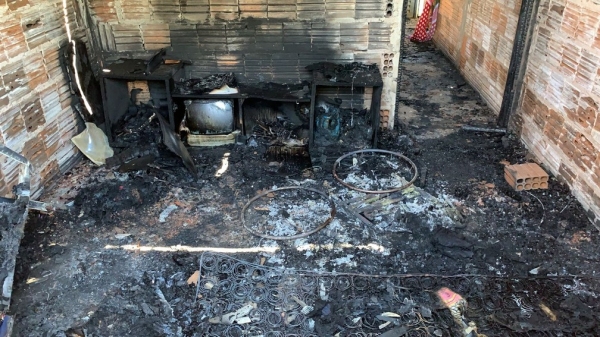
497;0;541;127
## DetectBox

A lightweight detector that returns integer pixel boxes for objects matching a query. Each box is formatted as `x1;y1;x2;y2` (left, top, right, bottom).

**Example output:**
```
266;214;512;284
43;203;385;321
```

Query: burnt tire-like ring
333;149;418;194
241;186;336;240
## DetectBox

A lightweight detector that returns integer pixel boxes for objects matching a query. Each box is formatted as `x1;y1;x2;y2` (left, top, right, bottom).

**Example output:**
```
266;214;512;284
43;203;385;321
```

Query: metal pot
185;99;234;134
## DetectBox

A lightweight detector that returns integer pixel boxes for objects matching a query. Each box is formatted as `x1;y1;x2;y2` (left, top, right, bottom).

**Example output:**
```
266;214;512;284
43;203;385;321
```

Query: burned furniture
307;63;383;149
100;58;184;141
173;80;311;148
102;61;382;151
0;147;31;326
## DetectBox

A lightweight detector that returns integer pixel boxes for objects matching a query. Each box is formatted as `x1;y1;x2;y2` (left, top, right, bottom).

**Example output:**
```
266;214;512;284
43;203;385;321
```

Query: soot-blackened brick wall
0;1;83;198
85;0;403;127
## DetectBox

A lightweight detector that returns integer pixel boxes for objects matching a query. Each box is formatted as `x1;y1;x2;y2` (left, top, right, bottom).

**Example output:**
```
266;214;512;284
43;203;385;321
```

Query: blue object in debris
321;303;331;316
0;315;12;337
315;96;342;141
316;113;341;140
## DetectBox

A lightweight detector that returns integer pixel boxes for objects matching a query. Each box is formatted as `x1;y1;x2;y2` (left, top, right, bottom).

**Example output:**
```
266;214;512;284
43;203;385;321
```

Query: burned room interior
1;0;600;336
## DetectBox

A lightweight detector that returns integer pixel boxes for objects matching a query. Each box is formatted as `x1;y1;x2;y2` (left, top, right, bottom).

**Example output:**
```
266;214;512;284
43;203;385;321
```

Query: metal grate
194;252;600;336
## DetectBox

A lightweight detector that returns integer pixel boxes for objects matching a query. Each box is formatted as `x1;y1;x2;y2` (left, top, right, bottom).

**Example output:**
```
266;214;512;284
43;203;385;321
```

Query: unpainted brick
0;0;83;197
0;169;8;198
558;163;576;185
0;85;8;108
7;0;31;11
0;105;26;142
89;0;118;21
571;132;597;170
1;61;27;93
39;159;60;182
21;98;46;133
22;136;48;169
24;52;48;90
1;19;28;58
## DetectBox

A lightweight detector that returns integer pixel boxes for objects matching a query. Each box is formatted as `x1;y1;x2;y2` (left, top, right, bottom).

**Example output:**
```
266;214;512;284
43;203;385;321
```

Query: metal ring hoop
241;186;337;240
333;149;418;194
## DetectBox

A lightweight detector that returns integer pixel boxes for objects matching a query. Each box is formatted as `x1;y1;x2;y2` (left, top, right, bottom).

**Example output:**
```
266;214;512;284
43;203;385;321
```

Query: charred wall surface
0;1;85;199
513;0;600;225
85;0;403;127
433;0;522;113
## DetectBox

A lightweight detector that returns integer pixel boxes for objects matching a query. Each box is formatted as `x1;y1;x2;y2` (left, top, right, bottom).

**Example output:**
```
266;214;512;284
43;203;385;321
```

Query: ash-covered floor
9;21;600;337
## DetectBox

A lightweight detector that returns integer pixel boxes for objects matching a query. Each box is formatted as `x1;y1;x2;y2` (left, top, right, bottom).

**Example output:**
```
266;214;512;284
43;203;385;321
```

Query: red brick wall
434;0;522;113
515;0;600;222
0;1;82;198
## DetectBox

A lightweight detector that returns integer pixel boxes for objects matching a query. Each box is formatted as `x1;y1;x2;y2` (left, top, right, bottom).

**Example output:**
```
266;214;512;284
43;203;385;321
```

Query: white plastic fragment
209;84;238;94
319;280;329;300
71;123;114;166
210;302;256;324
379;321;391;329
159;205;178;223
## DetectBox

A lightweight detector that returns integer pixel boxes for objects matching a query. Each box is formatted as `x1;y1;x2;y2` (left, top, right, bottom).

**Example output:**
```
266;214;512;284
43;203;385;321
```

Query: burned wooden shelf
171;93;244;99
172;83;311;103
100;59;184;141
173;82;311;136
171;93;310;103
312;72;384;88
308;63;383;149
100;59;182;81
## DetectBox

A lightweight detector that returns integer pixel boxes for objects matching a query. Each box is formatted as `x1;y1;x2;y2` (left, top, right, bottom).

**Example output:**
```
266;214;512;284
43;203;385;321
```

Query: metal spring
251;268;267;283
510;294;534;318
319;276;335;291
282;292;302;311
216;279;234;295
348;332;368;337
403;277;420;289
233;263;250;278
267;289;282;306
249;308;267;325
301;276;317;290
287;312;306;328
218;260;235;273
208;299;227;317
336;276;352;291
232;283;251;300
283;275;302;288
247;326;265;336
201;254;218;270
267;273;283;286
419;276;436;290
266;311;283;328
250;286;267;302
224;325;244;337
352;277;369;291
196;252;591;336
